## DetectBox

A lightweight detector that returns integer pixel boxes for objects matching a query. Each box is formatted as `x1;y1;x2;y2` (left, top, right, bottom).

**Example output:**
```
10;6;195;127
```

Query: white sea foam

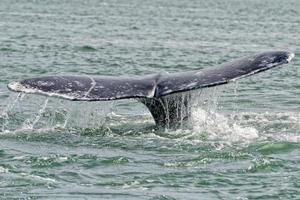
191;108;259;143
287;52;295;63
0;166;9;173
189;110;300;144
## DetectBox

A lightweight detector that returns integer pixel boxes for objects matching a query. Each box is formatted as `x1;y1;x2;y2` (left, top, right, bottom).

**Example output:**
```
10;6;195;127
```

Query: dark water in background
0;0;300;199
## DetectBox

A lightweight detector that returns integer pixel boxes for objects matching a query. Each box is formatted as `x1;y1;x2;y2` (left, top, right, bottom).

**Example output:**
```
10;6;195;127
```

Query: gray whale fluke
8;51;295;128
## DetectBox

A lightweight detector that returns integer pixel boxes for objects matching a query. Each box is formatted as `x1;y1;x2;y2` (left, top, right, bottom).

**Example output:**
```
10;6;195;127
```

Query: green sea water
0;0;300;199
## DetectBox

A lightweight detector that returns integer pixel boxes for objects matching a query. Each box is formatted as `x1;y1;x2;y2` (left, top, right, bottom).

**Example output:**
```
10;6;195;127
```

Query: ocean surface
1;0;300;199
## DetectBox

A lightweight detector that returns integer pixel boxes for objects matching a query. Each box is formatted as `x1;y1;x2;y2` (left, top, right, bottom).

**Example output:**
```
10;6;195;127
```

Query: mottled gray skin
8;51;294;128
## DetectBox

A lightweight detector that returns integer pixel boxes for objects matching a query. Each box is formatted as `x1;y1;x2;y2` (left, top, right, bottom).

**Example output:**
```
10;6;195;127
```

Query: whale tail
7;51;294;128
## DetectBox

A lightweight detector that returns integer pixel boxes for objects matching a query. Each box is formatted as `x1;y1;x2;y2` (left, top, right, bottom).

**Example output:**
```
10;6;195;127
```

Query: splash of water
0;93;116;134
192;108;259;142
0;93;22;133
21;98;49;130
188;85;268;144
1;89;300;144
158;87;259;144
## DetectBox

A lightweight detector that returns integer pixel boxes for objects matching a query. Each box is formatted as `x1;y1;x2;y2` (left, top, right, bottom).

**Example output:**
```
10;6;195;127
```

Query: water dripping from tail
155;86;260;144
0;93;115;134
21;98;49;130
0;93;23;133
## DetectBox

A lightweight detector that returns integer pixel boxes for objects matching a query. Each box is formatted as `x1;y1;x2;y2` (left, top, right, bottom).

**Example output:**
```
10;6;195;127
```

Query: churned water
0;0;300;199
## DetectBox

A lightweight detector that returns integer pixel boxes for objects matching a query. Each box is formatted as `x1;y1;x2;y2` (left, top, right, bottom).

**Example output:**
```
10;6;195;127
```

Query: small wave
149;195;177;200
76;45;97;52
0;47;18;52
0;166;9;173
255;142;300;155
247;157;283;172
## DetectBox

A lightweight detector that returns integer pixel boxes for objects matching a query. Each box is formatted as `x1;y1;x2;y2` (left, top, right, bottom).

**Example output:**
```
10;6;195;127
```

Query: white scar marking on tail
147;85;156;98
84;76;96;98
